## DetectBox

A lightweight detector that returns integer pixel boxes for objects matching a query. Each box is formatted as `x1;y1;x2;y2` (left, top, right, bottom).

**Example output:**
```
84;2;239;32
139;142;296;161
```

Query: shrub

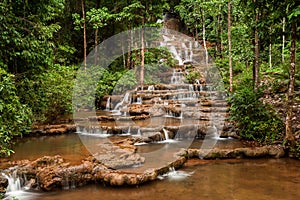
17;65;74;123
229;79;284;143
0;68;32;156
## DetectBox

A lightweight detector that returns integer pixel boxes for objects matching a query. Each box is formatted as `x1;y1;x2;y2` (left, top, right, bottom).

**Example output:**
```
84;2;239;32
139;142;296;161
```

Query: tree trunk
282;17;285;63
228;0;233;93
140;26;145;86
202;10;208;67
82;0;87;69
94;0;100;66
253;3;259;90
122;40;126;68
285;22;297;147
217;13;221;57
94;28;99;66
269;26;272;68
127;29;132;69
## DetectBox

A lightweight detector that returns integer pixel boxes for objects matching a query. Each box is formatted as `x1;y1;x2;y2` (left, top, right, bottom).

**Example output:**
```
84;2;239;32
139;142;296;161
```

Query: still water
2;134;300;200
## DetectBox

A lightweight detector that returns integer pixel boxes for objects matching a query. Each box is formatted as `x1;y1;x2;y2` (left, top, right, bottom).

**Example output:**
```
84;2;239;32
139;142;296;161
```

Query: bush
0;68;32;156
229;79;284;143
17;65;74;123
185;71;201;83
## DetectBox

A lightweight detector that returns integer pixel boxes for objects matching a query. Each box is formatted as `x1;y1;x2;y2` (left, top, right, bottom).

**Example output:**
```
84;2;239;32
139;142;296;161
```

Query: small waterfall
158;167;193;180
148;85;155;91
163;128;169;140
171;69;184;84
188;84;194;92
169;45;183;65
136;97;142;104
2;171;22;193
105;97;111;111
114;92;131;110
189;41;193;61
128;126;131;134
136;128;141;136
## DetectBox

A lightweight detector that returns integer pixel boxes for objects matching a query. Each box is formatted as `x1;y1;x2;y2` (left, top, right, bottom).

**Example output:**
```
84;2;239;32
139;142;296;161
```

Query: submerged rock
0;176;8;193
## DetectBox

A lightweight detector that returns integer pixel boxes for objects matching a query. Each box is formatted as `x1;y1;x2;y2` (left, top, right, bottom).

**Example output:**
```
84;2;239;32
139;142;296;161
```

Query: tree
285;3;299;147
0;69;32;156
228;0;233;93
0;0;65;74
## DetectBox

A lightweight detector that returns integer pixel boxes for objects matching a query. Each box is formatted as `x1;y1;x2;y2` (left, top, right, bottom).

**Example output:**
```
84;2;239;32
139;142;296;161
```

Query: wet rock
190;145;285;159
37;166;63;191
32;124;76;135
0;176;8;193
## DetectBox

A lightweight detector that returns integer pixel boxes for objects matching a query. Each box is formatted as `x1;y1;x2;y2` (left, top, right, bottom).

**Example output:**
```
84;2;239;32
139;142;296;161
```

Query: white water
171;69;184;84
2;171;39;200
105;97;111;111
136;128;141;136
136;97;142;104
162;128;169;140
77;127;111;138
158;167;193;181
169;45;183;65
114;92;131;110
148;85;155;91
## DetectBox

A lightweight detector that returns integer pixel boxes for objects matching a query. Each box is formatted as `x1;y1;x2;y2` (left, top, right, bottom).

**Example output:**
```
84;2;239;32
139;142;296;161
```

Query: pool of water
5;158;300;200
2;134;300;200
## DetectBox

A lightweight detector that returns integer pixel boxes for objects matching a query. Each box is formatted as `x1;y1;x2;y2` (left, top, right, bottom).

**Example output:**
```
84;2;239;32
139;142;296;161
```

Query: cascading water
169;45;183;65
114;92;132;111
158;167;193;180
162;128;169;140
171;69;184;84
136;97;142;104
2;171;22;193
1;170;39;200
105;97;111;111
148;85;155;91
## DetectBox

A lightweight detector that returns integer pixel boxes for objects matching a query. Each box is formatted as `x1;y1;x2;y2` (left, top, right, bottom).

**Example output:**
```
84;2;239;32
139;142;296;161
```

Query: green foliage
185;71;201;83
17;66;74;123
0;68;32;156
229;79;284;143
292;142;300;159
0;0;65;74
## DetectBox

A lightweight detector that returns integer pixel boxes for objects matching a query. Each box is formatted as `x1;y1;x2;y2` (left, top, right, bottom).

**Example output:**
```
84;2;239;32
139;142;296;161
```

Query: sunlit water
2;134;300;200
4;158;300;200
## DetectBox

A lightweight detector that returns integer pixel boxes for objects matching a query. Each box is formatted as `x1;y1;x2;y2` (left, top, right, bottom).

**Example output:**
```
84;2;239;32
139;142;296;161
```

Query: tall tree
285;22;297;147
228;0;233;93
253;0;260;90
285;2;299;147
81;0;87;69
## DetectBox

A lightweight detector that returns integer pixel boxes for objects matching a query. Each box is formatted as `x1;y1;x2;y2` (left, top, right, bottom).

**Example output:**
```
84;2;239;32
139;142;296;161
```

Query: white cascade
162;128;169;140
105;97;111;111
169;45;183;65
148;85;155;91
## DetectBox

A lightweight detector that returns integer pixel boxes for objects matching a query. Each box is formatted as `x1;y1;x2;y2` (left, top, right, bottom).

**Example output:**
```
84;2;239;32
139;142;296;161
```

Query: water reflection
24;158;300;200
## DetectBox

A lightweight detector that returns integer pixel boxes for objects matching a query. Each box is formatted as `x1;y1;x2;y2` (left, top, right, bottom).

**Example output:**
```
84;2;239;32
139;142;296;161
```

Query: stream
1;134;300;200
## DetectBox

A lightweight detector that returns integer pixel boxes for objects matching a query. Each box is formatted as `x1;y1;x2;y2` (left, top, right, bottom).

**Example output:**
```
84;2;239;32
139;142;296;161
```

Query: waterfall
136;97;142;104
148;85;155;91
158;167;193;180
189;84;194;92
2;171;22;193
189;41;193;61
136;128;141;136
171;69;184;84
114;92;131;110
169;45;183;65
127;126;131;134
105;97;111;111
163;128;169;140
